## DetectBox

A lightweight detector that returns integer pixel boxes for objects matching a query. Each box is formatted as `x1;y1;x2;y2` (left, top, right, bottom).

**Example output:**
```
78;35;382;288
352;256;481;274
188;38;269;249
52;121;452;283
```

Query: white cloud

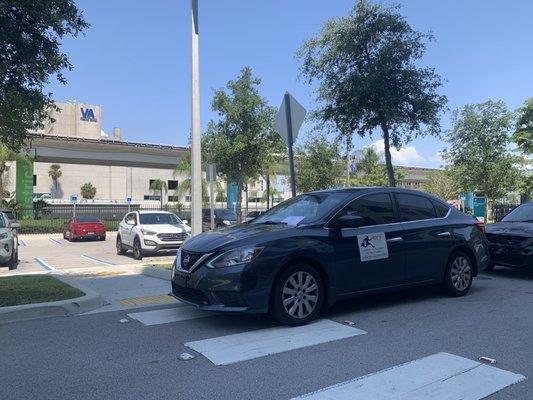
366;139;444;168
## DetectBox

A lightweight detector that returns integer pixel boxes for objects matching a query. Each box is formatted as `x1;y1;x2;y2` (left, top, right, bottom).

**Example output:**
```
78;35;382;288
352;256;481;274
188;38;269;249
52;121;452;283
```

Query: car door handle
437;231;451;237
387;237;403;243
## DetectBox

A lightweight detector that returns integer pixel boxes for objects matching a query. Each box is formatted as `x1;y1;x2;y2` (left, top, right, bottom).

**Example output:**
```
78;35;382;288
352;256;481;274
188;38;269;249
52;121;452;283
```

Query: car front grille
179;250;204;271
157;232;188;242
486;233;526;247
172;283;209;305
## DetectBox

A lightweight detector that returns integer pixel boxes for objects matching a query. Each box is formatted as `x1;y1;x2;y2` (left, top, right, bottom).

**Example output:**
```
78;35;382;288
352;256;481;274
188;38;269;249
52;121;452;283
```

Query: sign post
70;194;78;218
274;92;306;198
126;196;132;213
206;164;217;230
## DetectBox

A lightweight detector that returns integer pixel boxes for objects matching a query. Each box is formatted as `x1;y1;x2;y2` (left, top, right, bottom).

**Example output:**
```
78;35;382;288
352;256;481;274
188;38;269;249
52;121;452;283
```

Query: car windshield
215;210;237;220
2;211;15;221
502;204;533;222
76;216;100;223
0;214;6;228
139;213;181;225
252;192;351;225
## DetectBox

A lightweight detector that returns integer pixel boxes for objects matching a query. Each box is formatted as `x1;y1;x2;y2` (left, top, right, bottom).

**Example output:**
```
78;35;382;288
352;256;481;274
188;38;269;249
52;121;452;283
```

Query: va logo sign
80;108;97;122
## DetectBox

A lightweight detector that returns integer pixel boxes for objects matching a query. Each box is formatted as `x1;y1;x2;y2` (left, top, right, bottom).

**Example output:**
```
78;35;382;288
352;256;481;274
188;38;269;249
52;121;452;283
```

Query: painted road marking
49;238;61;245
81;254;117;267
128;305;214;326
118;293;177;307
34;258;56;272
292;352;525;399
185;319;367;366
19;238;28;247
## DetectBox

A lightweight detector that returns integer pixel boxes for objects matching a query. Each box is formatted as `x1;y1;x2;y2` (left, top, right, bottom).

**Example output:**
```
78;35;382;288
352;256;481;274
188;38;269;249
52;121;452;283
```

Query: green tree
352;147;403;186
298;0;446;187
422;168;459;201
173;150;209;203
512;98;533;154
295;134;343;192
443;100;522;217
203;67;277;221
0;146;14;197
48;164;62;198
150;179;167;210
0;0;88;151
80;182;96;200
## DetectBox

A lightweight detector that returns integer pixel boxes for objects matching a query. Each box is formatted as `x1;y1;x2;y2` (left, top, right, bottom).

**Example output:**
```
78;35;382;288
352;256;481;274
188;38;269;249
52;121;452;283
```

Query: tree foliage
48;164;62;198
422;168;459;201
0;145;14;196
80;182;96;199
443;100;522;211
295;134;343;192
0;0;88;151
351;147;403;186
150;179;167;209
298;0;446;187
512;98;533;154
203;67;279;219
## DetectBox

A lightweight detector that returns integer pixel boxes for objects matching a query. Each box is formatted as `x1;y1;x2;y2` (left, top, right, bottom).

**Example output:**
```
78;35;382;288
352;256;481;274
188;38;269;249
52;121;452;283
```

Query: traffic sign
126;196;132;204
274;92;307;146
70;194;78;204
206;164;217;182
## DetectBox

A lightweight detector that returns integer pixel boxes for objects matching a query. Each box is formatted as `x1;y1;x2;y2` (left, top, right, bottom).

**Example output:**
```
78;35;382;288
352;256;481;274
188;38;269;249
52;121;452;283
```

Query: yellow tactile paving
118;294;177;307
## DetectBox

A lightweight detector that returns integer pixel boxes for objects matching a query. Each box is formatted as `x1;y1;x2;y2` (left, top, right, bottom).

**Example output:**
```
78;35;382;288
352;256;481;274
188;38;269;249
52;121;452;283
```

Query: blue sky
46;0;533;167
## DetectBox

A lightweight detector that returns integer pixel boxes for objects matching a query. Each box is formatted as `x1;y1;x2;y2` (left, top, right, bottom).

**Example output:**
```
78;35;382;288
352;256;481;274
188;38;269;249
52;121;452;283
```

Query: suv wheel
7;247;18;270
132;237;143;260
270;263;324;326
443;251;473;297
116;236;126;255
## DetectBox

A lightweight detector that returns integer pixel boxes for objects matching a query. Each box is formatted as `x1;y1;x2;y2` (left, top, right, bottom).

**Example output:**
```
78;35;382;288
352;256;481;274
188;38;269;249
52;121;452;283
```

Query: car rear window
338;193;396;226
396;193;437;222
76;216;100;223
432;201;450;218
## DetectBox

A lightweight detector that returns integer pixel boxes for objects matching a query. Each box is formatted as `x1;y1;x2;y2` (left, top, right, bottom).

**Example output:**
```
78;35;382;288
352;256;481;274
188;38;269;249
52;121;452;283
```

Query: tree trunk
380;123;396;187
160;188;164;210
236;175;243;223
346;135;351;187
0;164;5;200
245;182;249;217
265;174;270;209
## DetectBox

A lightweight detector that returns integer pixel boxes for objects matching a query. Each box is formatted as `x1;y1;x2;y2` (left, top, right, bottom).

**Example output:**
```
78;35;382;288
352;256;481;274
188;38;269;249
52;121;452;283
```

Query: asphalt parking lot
1;240;532;400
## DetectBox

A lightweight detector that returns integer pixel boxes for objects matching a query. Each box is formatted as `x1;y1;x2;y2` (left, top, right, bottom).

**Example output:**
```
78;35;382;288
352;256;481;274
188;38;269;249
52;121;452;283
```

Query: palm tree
48;164;62;198
261;187;282;207
150;179;167;209
356;147;381;175
174;151;210;204
0;146;14;200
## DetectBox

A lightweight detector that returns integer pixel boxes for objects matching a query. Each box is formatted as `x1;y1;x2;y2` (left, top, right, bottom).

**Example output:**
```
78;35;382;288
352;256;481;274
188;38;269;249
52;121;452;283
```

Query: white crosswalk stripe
291;352;525;400
185;319;367;366
128;306;216;325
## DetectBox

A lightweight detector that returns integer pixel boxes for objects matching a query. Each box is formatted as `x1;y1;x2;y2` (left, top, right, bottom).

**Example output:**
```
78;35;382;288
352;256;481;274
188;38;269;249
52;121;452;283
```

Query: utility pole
190;0;202;235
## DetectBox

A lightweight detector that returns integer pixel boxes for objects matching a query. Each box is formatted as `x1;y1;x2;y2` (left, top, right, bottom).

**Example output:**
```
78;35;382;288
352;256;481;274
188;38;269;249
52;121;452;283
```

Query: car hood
183;223;294;252
142;224;191;234
486;221;533;237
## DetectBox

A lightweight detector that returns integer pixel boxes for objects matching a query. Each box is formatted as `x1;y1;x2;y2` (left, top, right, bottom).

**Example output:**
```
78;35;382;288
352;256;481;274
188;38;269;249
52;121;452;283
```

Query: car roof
136;210;175;214
308;186;449;204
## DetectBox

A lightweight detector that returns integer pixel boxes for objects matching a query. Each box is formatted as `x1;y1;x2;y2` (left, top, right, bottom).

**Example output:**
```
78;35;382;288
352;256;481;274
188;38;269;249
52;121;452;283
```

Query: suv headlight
222;220;231;225
206;246;264;268
0;233;7;240
141;228;157;235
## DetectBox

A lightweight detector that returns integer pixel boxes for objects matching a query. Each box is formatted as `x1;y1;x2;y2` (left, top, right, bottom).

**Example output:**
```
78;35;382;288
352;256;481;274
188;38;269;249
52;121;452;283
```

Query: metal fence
13;203;268;234
491;203;519;222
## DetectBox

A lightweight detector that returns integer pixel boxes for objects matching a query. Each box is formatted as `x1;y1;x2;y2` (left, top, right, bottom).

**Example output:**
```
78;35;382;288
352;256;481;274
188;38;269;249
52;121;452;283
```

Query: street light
190;0;202;235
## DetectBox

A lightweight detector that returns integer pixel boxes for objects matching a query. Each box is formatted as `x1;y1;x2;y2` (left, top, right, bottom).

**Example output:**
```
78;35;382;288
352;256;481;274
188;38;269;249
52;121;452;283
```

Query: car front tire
443;251;473;297
132;237;143;260
7;247;18;270
270;263;324;326
116;235;126;255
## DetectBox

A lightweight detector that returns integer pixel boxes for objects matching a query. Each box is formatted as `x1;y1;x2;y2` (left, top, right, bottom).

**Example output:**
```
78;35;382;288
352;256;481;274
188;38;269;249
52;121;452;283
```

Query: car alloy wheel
133;238;142;260
116;236;125;255
450;256;472;291
282;271;319;319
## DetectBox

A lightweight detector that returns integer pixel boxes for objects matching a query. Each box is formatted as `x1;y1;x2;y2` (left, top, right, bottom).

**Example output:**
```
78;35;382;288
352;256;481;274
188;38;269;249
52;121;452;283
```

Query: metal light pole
190;0;202;235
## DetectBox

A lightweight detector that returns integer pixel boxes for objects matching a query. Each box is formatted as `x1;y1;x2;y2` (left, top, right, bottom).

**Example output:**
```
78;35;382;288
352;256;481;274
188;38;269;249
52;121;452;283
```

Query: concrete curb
134;265;172;281
0;273;104;324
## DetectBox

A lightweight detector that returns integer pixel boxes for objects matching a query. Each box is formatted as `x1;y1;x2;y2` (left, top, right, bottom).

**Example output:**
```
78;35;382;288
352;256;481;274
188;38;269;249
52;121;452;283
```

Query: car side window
432;201;450;218
337;193;396;226
396;193;437;221
125;213;137;225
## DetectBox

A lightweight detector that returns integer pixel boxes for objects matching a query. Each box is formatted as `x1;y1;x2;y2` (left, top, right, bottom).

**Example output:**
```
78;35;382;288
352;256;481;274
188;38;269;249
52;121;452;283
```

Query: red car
63;216;106;241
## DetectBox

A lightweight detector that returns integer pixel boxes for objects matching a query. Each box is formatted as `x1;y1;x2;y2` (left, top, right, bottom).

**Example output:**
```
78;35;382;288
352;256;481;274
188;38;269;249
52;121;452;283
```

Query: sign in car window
357;233;389;262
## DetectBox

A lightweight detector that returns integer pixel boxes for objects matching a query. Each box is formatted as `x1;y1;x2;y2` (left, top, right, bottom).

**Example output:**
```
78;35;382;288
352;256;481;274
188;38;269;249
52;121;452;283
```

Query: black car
172;188;490;325
485;202;533;270
202;208;237;231
244;210;265;222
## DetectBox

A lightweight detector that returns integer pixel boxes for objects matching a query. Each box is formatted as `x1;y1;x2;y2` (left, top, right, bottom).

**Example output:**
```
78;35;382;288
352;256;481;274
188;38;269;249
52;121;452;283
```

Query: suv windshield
139;213;181;225
252;192;351;225
215;210;237;220
76;216;100;223
0;214;6;228
502;204;533;223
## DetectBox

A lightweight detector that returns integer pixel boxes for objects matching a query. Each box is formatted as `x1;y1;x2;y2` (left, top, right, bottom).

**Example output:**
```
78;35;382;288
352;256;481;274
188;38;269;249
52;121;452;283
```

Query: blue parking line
19;238;28;247
49;238;61;245
34;258;55;271
81;254;117;267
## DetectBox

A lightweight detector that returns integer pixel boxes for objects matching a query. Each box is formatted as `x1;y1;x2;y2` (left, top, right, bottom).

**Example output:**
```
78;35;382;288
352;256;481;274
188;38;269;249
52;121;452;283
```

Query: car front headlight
222;220;231;226
0;232;8;240
206;246;264;268
141;228;157;235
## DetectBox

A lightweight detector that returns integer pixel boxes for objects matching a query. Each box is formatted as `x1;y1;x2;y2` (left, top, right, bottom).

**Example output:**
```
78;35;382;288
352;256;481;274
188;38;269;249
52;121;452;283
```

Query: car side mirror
11;222;21;230
182;220;188;225
126;220;135;226
337;214;364;229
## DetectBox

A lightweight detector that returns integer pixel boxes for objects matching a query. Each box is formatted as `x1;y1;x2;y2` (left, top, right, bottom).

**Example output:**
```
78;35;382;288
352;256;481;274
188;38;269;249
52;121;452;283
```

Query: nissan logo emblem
183;254;191;266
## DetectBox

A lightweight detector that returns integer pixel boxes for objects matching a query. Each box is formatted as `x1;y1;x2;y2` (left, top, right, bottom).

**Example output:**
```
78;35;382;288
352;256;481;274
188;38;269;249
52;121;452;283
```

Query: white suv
116;211;191;260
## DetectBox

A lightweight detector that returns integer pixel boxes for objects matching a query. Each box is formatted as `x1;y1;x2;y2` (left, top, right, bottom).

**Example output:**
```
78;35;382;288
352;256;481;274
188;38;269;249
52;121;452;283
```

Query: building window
143;195;161;201
185;195;191;202
149;179;156;189
168;180;178;190
168;195;180;202
33;175;37;186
